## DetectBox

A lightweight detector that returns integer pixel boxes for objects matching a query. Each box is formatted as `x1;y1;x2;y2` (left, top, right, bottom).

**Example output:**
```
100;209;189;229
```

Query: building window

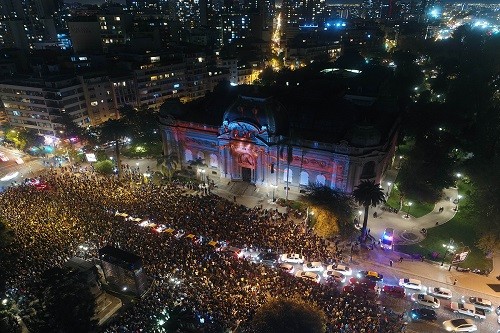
210;154;218;168
185;150;193;163
283;168;293;183
316;174;326;186
300;171;309;186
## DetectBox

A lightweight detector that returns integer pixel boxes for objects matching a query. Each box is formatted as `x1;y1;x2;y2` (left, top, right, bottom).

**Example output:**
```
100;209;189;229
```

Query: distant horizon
66;0;500;4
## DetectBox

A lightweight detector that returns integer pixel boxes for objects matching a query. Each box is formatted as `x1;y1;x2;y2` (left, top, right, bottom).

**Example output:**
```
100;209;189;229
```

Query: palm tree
352;180;386;241
98;118;130;177
156;153;178;182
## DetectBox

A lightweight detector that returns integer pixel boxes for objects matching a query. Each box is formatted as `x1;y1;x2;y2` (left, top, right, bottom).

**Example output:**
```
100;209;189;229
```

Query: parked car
323;270;345;283
221;246;243;258
450;302;486;319
357;270;383;281
256;252;279;266
442;318;477;332
303;261;324;272
399;278;422;290
348;277;376;290
343;285;377;298
382;285;406;298
428;286;453;299
409;308;437;321
281;253;305;264
295;270;320;283
461;296;493;312
277;263;295;274
326;263;352;276
411;293;440;309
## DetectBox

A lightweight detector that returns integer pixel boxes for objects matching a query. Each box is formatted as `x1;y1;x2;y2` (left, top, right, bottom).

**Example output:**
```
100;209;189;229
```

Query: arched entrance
238;153;255;182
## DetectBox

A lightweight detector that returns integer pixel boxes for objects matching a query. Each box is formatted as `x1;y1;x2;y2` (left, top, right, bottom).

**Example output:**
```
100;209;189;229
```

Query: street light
270;184;277;202
387;182;392;196
454;194;462;211
356;210;362;228
405;202;413;218
441;239;455;266
455;173;462;187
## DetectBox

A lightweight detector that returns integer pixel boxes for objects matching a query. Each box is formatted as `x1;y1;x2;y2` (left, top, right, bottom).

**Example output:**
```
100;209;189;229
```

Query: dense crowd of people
0;169;405;332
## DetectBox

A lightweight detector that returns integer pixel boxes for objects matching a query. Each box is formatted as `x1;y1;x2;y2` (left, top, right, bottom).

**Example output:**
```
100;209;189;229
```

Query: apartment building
0;75;90;136
78;73;118;126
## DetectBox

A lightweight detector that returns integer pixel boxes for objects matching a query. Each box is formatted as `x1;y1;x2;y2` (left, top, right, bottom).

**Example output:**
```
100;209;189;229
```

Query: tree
98;118;131;177
94;160;114;175
302;184;355;235
162;306;199;333
29;267;97;333
156;153;178;182
476;233;500;255
252;298;326;333
352;180;386;241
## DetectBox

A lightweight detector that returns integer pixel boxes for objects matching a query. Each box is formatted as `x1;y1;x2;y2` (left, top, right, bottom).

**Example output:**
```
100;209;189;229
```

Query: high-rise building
0;75;90;136
78;73;118;126
68;18;103;53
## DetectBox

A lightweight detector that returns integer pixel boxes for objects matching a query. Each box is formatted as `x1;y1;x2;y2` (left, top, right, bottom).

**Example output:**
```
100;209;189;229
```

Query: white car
461;296;493;312
450;302;486;319
281;253;305;264
442;319;477;332
399;278;422;290
326;264;352;276
295;270;320;283
411;293;440;309
428;286;452;299
323;270;345;283
278;263;295;274
0;153;9;162
303;261;324;272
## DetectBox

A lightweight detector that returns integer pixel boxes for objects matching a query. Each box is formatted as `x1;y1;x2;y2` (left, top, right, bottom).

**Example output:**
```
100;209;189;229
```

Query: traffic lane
380;291;499;332
0;159;45;188
266;257;500;333
347;262;500;332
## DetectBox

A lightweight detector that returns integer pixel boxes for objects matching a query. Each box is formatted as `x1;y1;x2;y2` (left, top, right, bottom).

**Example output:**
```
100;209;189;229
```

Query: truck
450;302;486;319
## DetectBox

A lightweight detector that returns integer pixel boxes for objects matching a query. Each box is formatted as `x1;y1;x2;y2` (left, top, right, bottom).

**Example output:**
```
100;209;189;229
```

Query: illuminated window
316;174;326;186
150;76;158;81
185;150;193;162
115;16;120;21
300;171;309;185
283;168;293;183
210;154;218;167
90;101;98;106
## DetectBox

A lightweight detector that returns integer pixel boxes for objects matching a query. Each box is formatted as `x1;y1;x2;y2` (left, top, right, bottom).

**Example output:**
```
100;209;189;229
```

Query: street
0;146;46;189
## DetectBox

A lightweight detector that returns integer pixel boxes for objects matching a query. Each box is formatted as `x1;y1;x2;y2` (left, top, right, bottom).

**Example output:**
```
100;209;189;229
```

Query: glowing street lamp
454;194;462;211
405;202;413;218
387;182;392;196
441;238;455;266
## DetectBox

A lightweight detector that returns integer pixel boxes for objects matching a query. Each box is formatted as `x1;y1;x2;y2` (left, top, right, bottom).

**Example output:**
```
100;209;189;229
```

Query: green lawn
396;182;492;270
386;185;435;218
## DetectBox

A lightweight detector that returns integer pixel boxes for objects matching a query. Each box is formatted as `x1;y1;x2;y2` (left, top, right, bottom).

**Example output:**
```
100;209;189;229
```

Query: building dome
222;95;281;133
350;124;381;147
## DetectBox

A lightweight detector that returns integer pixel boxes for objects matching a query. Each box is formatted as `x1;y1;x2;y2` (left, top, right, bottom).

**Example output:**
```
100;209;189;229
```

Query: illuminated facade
159;93;398;194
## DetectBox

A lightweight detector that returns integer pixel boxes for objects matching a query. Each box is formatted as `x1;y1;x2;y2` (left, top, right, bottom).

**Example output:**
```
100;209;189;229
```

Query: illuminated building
0;75;90;136
159;86;399;194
